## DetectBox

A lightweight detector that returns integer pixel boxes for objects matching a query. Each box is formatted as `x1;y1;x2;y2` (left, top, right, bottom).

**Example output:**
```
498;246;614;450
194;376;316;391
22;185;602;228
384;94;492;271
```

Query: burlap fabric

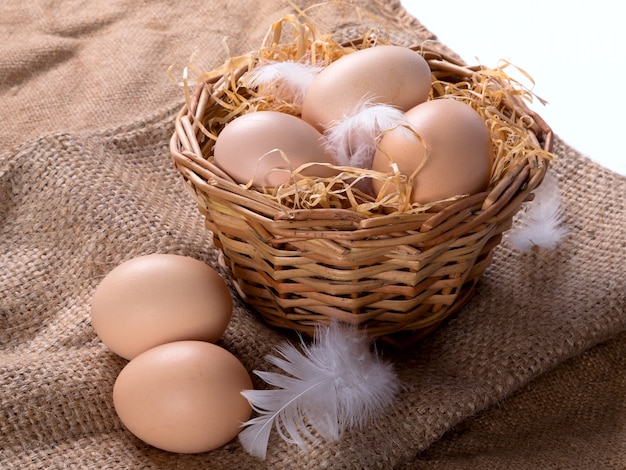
1;1;625;468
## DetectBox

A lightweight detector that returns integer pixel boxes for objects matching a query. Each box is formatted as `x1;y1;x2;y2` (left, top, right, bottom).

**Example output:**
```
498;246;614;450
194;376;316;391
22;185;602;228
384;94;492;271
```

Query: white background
401;0;626;176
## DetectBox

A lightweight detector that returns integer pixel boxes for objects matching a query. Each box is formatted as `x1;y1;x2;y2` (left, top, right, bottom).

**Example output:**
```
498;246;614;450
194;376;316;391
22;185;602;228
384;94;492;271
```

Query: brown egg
90;254;232;360
372;98;492;205
213;110;338;188
113;340;253;454
301;45;432;131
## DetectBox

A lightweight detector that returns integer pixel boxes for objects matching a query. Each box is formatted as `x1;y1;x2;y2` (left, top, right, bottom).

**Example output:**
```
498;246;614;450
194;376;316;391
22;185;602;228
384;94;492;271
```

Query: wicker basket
170;38;552;347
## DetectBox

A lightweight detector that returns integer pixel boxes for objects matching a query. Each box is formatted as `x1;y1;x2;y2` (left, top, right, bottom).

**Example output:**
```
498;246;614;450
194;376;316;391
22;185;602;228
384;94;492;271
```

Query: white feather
238;321;400;460
507;170;568;251
324;99;409;169
246;61;322;105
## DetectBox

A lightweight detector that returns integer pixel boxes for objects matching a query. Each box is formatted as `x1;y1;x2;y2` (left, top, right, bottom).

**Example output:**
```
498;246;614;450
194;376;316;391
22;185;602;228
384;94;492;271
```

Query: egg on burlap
113;341;253;453
90;254;232;360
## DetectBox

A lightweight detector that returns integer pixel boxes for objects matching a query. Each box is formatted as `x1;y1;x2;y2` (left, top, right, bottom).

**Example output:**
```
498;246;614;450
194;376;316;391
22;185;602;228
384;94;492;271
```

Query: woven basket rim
172;39;552;213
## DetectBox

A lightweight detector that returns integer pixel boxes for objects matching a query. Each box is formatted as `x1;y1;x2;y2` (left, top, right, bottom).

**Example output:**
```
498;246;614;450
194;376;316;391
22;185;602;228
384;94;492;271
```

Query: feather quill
238;321;400;460
324;99;409;169
507;170;568;251
246;61;322;105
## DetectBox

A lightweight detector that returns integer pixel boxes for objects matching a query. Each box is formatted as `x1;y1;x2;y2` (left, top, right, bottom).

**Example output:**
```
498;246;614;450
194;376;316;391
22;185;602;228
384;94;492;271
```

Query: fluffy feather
324;99;409;169
507;170;568;251
238;321;400;460
246;61;322;105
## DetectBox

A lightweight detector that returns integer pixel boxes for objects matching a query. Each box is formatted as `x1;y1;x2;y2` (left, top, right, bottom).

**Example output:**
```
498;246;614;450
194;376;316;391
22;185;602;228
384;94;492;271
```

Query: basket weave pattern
170;44;552;346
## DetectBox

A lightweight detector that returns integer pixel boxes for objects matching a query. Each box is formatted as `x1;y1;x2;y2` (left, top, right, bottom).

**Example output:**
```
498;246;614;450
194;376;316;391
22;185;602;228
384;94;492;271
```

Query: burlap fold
1;1;625;468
